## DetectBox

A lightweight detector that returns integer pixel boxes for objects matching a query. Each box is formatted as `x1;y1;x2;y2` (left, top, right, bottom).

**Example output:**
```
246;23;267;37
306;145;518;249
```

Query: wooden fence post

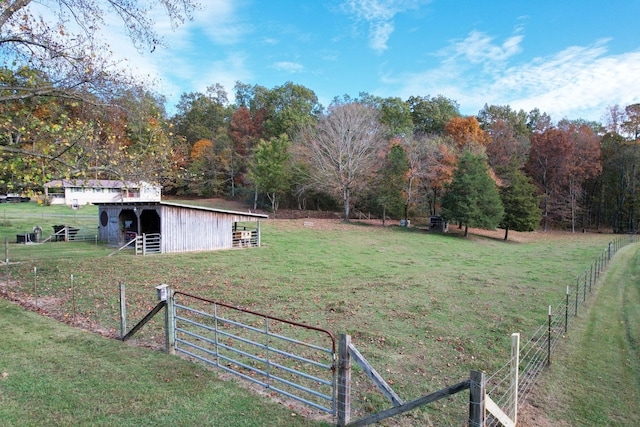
337;333;351;427
469;370;485;427
33;266;38;309
119;282;127;339
510;333;520;425
547;305;552;366
164;286;175;355
5;237;8;281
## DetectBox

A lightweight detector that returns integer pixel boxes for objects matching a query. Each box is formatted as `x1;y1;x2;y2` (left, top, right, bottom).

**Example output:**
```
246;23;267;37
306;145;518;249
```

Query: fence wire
484;234;633;422
2;225;633;427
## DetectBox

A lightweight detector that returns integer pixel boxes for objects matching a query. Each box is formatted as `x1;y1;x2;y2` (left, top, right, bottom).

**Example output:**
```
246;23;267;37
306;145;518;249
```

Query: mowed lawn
1;201;635;424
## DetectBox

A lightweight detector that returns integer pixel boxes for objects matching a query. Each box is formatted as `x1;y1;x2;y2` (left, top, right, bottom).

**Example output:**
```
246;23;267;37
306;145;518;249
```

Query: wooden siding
98;205;123;243
97;202;266;254
160;205;236;253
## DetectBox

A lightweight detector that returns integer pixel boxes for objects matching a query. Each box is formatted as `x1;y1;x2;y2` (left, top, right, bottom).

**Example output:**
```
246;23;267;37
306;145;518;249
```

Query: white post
510;332;520;425
119;282;127;338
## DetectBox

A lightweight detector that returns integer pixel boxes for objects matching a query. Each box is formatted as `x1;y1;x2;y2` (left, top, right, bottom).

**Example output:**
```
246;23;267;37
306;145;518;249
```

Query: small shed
96;201;268;254
429;216;448;233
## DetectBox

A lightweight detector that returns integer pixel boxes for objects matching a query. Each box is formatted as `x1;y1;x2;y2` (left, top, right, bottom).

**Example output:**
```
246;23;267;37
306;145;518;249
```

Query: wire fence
1;229;634;426
483;234;633;426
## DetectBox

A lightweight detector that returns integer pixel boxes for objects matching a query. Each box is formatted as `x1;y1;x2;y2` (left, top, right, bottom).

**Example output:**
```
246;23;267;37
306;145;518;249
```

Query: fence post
583;270;587;301
564;285;569;333
70;274;76;322
33;266;38;309
119;282;127;339
510;333;520;425
164;286;175;355
547;305;552;365
4;237;8;282
336;333;351;427
469;370;485;427
257;221;262;247
575;276;579;317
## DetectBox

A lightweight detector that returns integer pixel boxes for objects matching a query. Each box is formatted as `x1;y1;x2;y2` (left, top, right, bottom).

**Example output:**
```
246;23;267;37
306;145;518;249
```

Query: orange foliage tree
445;116;490;149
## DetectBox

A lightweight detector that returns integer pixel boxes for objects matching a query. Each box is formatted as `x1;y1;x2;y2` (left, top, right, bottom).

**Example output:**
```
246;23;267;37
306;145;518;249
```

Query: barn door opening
119;209;138;242
140;209;160;234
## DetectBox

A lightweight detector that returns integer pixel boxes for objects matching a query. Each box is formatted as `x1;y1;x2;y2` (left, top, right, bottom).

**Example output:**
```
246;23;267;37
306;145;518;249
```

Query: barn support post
336;333;351;426
469;370;485;427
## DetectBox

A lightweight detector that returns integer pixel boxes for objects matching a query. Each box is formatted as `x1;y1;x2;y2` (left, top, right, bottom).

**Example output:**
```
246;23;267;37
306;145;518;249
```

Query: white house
44;179;161;206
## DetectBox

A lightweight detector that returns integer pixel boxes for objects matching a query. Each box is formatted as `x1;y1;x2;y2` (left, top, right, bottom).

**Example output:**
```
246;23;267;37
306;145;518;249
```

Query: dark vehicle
3;194;30;203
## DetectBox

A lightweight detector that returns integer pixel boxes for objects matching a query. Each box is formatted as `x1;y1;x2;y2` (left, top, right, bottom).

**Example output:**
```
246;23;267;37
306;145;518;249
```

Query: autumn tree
294;101;386;221
0;0;196;103
247;135;291;216
417;135;457;216
558;121;602;232
441;151;504;237
477;104;531;178
373;140;408;223
445;116;490;150
525;128;571;231
0;0;196;191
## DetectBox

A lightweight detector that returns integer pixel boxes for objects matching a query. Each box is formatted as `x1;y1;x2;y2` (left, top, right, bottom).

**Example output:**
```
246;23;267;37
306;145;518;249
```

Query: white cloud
389;33;640;121
442;30;524;65
342;0;428;53
272;61;305;73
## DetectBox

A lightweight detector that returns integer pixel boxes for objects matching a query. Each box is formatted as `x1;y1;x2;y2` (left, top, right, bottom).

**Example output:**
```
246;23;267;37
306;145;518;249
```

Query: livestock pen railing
135;233;161;255
232;228;258;247
171;291;337;415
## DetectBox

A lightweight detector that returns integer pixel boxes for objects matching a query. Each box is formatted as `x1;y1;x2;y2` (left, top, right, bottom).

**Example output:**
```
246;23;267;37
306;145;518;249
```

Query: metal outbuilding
96;201;268;254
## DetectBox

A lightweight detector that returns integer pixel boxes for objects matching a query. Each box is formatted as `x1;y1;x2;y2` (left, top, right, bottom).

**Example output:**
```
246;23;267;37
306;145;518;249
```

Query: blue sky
114;0;640;122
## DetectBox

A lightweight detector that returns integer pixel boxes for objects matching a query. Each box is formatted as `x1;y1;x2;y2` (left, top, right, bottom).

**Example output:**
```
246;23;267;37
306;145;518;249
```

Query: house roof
95;201;269;219
44;179;159;189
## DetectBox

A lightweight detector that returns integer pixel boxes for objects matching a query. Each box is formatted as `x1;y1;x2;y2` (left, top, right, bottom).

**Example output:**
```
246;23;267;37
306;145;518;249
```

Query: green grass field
1;201;637;425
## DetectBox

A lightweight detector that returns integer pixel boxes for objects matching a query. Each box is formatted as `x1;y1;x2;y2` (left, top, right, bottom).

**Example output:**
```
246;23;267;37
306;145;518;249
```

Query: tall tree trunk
253;187;258;211
504;227;509;241
464;224;469;237
343;187;350;222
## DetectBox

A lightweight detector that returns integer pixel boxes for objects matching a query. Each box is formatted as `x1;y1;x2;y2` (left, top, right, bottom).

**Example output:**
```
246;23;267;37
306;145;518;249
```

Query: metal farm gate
172;292;337;415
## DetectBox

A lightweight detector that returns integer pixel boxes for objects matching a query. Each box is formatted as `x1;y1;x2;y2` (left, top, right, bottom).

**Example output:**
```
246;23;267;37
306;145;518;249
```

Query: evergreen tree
441;151;504;237
499;166;542;240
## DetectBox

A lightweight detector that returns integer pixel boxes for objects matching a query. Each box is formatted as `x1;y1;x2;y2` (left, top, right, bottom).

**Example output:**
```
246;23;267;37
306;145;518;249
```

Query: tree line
2;1;640;235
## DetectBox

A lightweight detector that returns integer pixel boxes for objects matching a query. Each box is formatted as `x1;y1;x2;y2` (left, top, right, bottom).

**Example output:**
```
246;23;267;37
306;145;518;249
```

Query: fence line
1;233;634;426
484;234;633;425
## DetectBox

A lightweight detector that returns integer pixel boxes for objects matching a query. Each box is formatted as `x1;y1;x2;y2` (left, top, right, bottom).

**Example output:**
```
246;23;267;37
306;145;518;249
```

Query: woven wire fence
484;234;633;425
